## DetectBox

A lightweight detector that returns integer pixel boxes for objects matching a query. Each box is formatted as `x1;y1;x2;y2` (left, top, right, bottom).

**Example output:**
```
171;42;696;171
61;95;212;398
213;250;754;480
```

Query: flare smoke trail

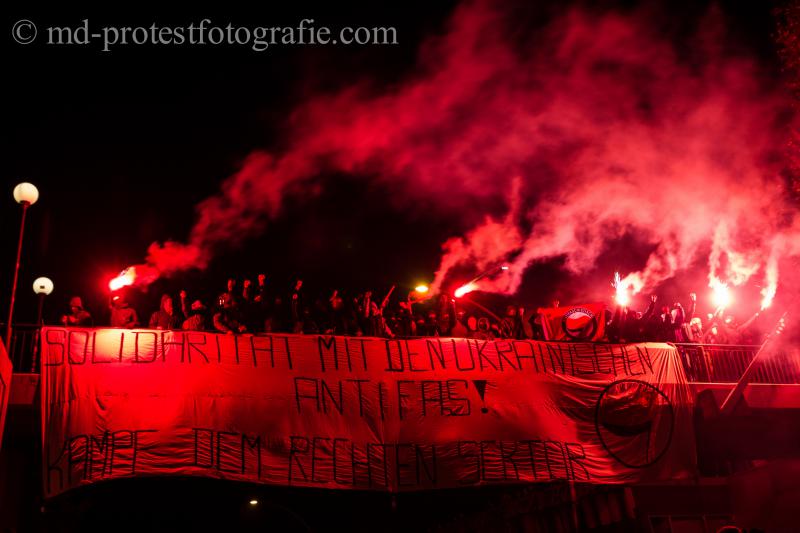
120;1;798;305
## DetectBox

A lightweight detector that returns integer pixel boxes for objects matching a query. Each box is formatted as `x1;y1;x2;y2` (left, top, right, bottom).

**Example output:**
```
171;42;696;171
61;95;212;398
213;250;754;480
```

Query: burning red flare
612;272;630;307
454;282;479;298
710;277;731;309
760;284;777;310
109;267;136;292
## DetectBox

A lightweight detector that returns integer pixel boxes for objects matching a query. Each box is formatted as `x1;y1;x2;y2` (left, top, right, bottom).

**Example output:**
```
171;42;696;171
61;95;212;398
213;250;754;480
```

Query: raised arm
686;292;696;321
642;295;657;321
673;303;686;326
246;279;256;302
608;304;622;327
180;290;189;318
380;285;396;311
738;311;760;331
363;292;372;318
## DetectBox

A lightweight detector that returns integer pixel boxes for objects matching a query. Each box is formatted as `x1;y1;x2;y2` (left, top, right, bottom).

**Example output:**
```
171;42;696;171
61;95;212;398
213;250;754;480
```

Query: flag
539;303;607;341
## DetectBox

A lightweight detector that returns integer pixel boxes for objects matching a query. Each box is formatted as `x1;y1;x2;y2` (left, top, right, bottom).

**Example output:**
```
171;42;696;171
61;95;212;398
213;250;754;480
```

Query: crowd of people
606;292;763;345
59;275;766;345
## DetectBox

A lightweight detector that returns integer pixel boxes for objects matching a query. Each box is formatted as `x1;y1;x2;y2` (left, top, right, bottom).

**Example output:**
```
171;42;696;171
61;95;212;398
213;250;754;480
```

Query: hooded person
451;309;469;338
148;293;182;330
466;315;479;338
61;296;93;327
435;293;456;336
213;292;247;334
110;294;138;328
182;299;208;331
474;317;495;340
254;273;273;332
499;305;525;339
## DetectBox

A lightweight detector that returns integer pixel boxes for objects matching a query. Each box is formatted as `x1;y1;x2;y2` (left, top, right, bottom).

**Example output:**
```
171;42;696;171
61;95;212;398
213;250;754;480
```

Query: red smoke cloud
123;1;798;306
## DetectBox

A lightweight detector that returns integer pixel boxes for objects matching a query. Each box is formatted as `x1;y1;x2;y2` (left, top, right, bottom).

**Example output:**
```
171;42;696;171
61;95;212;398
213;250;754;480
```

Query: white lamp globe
13;182;39;205
33;277;54;295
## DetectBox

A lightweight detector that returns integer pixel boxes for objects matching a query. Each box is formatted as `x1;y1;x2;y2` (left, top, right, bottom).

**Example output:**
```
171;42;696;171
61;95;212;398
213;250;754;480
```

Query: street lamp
33;277;54;324
408;283;431;309
31;277;53;372
5;182;39;351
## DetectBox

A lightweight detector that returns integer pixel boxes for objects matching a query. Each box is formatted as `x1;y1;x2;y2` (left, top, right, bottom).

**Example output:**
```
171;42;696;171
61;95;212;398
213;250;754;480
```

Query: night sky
1;0;784;324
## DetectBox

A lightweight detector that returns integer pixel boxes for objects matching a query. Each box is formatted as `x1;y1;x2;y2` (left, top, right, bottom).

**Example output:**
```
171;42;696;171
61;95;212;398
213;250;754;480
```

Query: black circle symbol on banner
562;307;598;340
594;379;674;469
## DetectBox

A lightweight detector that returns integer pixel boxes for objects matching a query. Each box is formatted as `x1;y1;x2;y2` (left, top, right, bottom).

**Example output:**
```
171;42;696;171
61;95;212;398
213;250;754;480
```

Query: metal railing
0;323;40;373
674;343;800;384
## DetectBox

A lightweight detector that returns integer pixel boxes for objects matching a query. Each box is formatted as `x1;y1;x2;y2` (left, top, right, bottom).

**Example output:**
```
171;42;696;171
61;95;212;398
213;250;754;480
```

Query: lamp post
33;277;54;325
32;277;53;372
5;182;39;352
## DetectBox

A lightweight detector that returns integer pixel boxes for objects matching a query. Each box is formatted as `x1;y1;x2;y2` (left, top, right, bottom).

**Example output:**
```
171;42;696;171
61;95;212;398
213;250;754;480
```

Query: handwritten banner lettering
40;328;695;497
